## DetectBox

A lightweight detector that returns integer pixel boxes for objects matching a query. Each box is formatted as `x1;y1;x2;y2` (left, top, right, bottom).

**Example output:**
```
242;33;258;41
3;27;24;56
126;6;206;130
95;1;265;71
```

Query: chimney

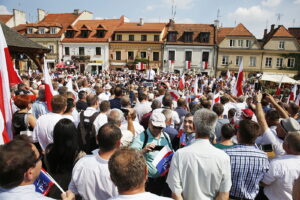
168;19;175;27
271;24;275;31
73;9;80;15
139;18;144;26
37;9;46;21
214;19;220;29
13;9;26;27
264;29;268;37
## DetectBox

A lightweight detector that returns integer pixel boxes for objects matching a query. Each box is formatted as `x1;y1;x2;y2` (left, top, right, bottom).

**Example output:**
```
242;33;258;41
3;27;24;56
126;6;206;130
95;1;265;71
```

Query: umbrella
55;62;66;68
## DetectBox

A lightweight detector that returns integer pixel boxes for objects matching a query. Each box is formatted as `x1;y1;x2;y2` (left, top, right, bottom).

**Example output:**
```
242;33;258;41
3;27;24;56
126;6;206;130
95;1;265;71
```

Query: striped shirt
225;145;269;200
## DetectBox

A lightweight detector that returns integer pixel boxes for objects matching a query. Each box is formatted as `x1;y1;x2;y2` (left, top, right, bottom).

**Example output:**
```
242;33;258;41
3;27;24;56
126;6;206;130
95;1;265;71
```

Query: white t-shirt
145;69;155;80
108;192;172;200
69;154;118;200
93;113;108;134
121;129;134;147
121;120;145;136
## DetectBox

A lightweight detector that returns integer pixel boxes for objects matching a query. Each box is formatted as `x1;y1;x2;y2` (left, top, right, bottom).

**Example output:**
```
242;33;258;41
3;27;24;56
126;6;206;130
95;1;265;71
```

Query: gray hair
193;108;218;138
162;109;172;121
108;109;124;126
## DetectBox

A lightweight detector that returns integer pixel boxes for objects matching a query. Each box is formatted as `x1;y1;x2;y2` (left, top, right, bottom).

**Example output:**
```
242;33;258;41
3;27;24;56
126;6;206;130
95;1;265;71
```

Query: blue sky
1;0;300;38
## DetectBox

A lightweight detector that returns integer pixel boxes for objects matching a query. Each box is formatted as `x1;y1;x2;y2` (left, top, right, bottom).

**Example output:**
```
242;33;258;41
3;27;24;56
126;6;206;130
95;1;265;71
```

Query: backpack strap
142;131;149;149
79;111;87;145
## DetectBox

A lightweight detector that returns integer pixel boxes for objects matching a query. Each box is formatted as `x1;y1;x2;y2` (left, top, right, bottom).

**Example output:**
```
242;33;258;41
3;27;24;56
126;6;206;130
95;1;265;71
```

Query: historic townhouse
109;19;166;71
62;16;125;73
261;24;300;77
216;23;262;77
16;9;93;69
163;19;216;75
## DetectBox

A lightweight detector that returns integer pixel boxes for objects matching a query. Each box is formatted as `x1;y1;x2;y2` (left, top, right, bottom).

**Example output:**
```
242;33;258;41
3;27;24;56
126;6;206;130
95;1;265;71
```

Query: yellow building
109;19;166;71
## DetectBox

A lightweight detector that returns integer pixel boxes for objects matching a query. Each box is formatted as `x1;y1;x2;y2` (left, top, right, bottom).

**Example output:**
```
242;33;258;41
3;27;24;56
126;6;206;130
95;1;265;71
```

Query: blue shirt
31;100;49;119
131;128;171;178
164;125;178;141
109;98;122;109
0;185;54;200
225;145;269;199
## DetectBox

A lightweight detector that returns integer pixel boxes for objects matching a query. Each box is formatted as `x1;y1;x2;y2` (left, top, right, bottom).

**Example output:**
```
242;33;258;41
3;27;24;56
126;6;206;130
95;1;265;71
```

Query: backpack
78;111;99;154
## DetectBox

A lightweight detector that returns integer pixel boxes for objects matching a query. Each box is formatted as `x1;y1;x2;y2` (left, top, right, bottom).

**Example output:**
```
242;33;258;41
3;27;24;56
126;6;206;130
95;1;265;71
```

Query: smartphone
153;145;164;151
261;144;273;152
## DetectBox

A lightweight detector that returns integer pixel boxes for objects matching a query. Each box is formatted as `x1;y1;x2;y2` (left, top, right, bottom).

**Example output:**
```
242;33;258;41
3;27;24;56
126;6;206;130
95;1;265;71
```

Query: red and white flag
168;60;174;72
202;61;208;70
185;61;191;70
178;74;185;90
169;89;180;101
213;92;220;104
275;75;284;96
43;59;54;111
231;59;243;97
226;69;231;79
136;62;145;70
289;84;297;102
193;76;198;95
0;25;22;144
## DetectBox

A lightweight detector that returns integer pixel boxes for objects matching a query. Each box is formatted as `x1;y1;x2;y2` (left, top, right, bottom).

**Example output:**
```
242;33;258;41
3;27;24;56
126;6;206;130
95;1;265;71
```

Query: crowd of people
0;68;300;200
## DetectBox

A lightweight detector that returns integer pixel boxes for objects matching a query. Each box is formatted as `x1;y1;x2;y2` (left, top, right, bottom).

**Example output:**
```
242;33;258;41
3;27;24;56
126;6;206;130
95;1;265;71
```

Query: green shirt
214;143;235;150
130;128;171;178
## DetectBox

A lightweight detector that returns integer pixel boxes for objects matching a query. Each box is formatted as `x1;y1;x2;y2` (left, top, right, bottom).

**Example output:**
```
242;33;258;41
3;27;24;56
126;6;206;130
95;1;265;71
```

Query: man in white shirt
107;148;171;200
32;95;66;150
262;132;300;200
93;100;110;134
69;123;121;200
145;67;155;81
134;93;151;122
166;108;232;200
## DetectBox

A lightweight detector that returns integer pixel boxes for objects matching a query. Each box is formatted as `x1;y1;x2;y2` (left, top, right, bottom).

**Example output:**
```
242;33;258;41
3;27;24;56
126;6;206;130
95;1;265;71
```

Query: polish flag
295;93;300;106
43;59;54;111
289;84;297;102
231;59;243;97
275;75;284;96
202;61;208;70
168;60;174;72
226;69;231;80
178;74;185;90
213;92;220;104
136;62;145;70
185;61;191;70
193;76;198;95
0;25;22;144
169;89;180;101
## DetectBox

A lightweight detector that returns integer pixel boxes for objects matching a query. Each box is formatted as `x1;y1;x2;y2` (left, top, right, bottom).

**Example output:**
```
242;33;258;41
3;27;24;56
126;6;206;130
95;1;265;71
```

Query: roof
288;27;300;45
217;24;254;44
217;27;234;44
165;23;215;45
0;15;13;24
62;18;124;43
21;12;82;38
0;22;49;52
115;22;166;32
262;25;294;46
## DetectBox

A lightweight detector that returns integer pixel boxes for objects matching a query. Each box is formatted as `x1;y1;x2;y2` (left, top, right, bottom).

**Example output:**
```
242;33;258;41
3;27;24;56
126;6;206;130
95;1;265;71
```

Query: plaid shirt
225;145;269;199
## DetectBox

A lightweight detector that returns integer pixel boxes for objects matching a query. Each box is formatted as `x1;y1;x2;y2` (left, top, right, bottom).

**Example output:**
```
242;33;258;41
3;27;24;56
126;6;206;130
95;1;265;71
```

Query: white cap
150;112;166;128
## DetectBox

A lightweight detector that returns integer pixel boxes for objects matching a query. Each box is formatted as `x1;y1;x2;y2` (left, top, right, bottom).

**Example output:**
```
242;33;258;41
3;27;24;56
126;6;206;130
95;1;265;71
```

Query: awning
260;74;300;84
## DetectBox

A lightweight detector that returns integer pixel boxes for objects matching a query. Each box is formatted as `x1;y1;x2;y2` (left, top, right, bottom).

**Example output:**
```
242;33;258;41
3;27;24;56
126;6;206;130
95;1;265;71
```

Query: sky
1;0;300;38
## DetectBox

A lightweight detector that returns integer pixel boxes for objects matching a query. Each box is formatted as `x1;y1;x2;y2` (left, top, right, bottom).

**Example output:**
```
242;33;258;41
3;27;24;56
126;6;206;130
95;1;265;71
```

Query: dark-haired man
109;87;123;109
69;123;121;200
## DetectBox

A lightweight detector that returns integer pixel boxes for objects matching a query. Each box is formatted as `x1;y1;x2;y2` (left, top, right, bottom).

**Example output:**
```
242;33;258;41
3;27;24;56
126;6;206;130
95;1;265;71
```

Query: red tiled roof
0;15;13;24
273;26;293;37
62;18;124;43
288;27;300;45
115;22;166;32
227;23;253;36
217;27;234;44
165;23;215;45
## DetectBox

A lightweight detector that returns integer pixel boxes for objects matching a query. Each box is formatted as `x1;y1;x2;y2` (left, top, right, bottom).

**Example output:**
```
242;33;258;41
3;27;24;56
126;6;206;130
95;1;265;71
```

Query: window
39;27;45;34
49;45;54;53
250;57;256;66
276;58;283;67
65;30;74;38
265;57;272;67
246;40;251;48
129;35;134;41
96;30;105;38
141;35;147;41
153;52;159;61
128;51;134;60
65;47;70;55
50;27;56;34
116;35;122;41
141;51;147;58
184;32;193;42
27;27;33;34
167;32;177;42
238;40;243;47
222;56;229;65
116;51;121;60
287;58;295;68
236;56;243;65
81;30;89;38
79;47;85;55
185;51;192;61
96;47;101;55
229;39;235;47
154;35;160;41
279;41;285;49
168;50;175;61
199;32;210;43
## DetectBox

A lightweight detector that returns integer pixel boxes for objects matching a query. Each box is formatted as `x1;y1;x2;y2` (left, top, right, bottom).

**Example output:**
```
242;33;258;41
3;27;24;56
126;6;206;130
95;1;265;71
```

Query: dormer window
116;34;122;41
199;32;210;43
167;32;177;42
65;30;75;38
27;27;33;34
96;30;105;38
81;30;89;38
279;41;285;49
184;32;193;42
50;27;56;34
39;27;45;34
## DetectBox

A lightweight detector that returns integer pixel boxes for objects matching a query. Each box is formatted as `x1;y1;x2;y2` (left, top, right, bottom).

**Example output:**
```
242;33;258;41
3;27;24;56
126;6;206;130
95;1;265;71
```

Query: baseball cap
281;118;300;133
150;112;166;128
242;109;254;118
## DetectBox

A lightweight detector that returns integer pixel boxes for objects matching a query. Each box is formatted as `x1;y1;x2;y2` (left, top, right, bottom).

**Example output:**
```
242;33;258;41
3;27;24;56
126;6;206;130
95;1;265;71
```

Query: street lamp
147;48;151;70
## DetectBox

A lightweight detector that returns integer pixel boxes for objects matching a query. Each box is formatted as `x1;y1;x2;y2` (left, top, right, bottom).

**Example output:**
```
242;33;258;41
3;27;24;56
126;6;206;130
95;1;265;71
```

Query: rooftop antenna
217;8;221;21
276;13;283;25
265;20;269;29
234;20;236;26
292;18;296;27
171;0;176;20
